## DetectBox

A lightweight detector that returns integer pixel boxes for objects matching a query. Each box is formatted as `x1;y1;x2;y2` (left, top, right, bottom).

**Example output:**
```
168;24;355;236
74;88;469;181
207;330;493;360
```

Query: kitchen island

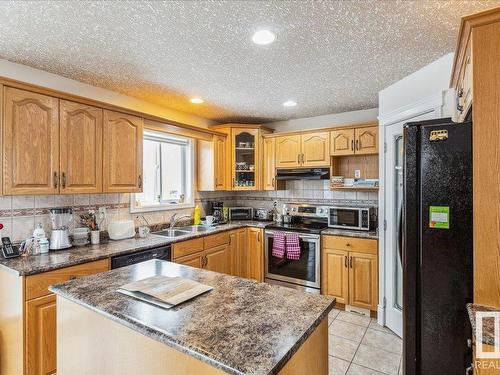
50;259;335;375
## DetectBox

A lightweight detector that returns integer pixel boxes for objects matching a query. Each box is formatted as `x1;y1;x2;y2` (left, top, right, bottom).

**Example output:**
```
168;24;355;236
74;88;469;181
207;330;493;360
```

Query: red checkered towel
272;231;285;258
286;233;301;260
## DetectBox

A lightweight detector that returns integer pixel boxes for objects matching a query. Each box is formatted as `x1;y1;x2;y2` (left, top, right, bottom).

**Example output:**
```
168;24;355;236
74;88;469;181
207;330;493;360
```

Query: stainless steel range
264;203;329;294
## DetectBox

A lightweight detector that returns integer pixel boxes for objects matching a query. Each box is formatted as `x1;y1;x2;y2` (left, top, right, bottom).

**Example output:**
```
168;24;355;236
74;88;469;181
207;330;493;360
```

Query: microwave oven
328;206;374;231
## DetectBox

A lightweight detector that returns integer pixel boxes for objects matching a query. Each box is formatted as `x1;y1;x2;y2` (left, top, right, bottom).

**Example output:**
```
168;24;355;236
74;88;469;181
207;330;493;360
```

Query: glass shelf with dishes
232;130;258;189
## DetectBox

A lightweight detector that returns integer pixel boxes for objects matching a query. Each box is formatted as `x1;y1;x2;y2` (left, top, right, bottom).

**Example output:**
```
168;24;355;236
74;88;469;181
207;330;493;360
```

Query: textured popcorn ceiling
0;1;498;123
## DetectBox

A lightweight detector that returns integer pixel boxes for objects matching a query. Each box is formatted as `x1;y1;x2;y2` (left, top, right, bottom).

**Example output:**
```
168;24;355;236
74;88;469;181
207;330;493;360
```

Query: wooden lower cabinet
204;244;230;274
322;249;348;305
176;252;203;268
348;252;378;310
174;228;263;282
26;295;57;375
322;236;378;311
247;228;264;282
25;259;109;375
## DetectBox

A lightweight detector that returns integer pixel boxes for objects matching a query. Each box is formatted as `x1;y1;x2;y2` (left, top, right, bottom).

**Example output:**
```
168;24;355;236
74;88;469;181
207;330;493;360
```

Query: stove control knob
291;208;296;212
319;208;323;213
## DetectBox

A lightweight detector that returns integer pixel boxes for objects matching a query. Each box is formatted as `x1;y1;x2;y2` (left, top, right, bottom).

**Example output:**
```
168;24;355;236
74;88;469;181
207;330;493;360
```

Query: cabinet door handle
272;177;275;188
138;175;143;188
301;154;305;164
456;88;464;113
355;140;359;151
232;178;236;187
344;255;348;268
62;172;66;189
298;154;301;163
258;231;261;242
351;140;354;151
349;256;353;268
69;275;76;280
53;172;58;188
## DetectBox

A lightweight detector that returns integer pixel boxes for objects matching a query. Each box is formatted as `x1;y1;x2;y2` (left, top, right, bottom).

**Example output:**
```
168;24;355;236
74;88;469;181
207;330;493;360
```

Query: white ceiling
0;1;498;123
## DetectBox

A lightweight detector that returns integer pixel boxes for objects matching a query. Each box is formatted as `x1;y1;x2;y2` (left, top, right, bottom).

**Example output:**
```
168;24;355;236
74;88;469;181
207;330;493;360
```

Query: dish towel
272;231;286;258
286;233;301;260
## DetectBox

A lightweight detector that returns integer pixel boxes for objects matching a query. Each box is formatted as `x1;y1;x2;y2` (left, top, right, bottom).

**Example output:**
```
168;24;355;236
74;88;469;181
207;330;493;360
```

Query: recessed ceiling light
283;100;297;107
252;30;276;45
190;97;204;104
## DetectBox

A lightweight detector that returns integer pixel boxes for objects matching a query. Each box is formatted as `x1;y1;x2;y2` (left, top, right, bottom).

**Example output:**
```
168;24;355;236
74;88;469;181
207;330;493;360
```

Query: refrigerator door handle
398;202;404;265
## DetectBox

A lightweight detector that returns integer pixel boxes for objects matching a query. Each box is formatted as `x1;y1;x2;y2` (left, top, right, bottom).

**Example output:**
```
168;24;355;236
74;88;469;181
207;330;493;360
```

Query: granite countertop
0;221;269;276
467;303;500;347
50;259;335;375
0;219;378;276
321;228;379;239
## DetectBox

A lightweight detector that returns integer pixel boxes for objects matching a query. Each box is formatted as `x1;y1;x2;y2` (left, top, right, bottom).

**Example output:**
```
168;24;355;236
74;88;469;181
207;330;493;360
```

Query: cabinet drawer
203;231;229;249
25;259;109;301
322;235;377;254
172;237;204;259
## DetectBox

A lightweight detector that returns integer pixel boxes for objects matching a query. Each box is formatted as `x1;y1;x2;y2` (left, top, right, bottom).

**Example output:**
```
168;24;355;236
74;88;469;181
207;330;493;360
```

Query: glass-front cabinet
232;128;259;190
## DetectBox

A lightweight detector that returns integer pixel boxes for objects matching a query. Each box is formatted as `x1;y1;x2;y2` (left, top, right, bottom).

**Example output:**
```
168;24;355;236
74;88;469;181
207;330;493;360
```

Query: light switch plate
354;169;361;179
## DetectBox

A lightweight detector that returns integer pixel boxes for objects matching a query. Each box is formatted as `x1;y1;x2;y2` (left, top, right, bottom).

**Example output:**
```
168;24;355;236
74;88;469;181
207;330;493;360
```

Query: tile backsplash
0;180;377;242
0;191;232;241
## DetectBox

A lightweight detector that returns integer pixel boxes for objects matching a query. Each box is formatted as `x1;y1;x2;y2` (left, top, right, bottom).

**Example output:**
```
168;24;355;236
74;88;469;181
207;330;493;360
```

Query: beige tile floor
328;309;402;375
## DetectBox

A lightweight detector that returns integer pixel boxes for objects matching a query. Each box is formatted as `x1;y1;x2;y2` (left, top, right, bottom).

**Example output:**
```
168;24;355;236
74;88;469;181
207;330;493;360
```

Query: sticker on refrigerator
429;206;450;229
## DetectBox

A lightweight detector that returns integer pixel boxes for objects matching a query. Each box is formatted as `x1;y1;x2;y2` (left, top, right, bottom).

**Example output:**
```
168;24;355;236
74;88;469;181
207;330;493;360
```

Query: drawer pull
69;275;76;280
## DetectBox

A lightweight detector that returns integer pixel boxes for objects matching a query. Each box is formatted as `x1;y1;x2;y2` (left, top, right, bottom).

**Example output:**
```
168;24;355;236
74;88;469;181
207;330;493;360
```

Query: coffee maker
211;201;225;224
49;207;73;250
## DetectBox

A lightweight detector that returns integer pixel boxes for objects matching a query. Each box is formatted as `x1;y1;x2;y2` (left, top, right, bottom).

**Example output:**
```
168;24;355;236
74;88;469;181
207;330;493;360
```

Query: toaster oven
228;207;254;221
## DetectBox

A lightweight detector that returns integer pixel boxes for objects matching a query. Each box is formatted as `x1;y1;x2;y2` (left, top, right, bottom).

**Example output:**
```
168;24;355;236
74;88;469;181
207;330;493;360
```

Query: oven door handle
265;230;320;240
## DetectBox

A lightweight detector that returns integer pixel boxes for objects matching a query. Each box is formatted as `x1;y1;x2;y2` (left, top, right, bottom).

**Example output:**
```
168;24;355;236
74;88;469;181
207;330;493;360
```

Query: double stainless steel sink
153;225;217;238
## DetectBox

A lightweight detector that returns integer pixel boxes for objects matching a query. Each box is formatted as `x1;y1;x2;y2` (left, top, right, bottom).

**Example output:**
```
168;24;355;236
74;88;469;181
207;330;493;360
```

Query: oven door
264;230;321;289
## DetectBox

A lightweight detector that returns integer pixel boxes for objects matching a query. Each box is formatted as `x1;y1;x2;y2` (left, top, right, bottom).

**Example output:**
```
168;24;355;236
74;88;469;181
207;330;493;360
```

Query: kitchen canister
91;230;100;245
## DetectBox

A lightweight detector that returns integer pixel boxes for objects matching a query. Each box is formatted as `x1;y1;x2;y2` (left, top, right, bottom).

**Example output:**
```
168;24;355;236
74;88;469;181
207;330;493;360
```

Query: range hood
275;168;330;181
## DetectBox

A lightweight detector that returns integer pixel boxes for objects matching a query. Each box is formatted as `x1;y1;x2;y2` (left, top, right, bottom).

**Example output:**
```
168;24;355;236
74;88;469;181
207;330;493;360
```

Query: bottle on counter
193;205;201;225
33;222;46;240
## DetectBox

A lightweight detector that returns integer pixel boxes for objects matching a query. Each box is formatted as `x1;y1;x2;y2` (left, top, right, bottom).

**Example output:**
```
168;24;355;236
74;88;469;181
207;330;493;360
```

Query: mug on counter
138;226;150;238
205;215;215;226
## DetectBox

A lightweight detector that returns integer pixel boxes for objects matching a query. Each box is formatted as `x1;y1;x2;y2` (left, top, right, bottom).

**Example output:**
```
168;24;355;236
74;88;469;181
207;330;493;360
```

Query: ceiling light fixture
283;100;297;107
252;30;276;45
190;97;204;104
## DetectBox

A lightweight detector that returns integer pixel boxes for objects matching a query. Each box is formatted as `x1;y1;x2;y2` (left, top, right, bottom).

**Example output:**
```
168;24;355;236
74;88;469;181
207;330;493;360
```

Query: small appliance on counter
254;208;273;221
49;207;73;250
210;201;225;224
228;207;253;221
327;206;375;231
108;220;136;240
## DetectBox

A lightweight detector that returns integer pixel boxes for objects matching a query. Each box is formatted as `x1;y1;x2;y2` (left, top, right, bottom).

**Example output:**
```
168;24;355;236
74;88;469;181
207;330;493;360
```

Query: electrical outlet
354;169;361;179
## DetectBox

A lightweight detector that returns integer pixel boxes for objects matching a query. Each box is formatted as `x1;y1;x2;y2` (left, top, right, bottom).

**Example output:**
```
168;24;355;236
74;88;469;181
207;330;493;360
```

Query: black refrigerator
402;118;473;375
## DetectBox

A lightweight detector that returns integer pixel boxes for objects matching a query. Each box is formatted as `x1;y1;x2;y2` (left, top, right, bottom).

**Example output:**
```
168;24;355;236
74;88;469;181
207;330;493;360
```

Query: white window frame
130;130;195;213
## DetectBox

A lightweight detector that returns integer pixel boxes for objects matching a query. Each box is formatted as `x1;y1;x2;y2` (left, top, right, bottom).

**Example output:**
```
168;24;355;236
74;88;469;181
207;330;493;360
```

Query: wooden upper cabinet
331;128;354;156
214;135;226;190
26;294;57;375
197;135;226;191
231;128;260;190
59;100;103;194
103;110;143;193
348;251;378;310
301;131;330;167
3;87;59;195
275;134;301;168
263;137;276;190
354;126;378;155
322;248;349;304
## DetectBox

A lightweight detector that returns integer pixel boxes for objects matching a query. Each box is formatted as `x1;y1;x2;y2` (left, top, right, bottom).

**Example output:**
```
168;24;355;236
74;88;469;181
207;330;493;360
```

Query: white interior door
384;112;436;337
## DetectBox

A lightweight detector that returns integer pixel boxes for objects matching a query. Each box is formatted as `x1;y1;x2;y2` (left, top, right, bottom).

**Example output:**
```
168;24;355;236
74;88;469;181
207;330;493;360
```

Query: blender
49;207;73;250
